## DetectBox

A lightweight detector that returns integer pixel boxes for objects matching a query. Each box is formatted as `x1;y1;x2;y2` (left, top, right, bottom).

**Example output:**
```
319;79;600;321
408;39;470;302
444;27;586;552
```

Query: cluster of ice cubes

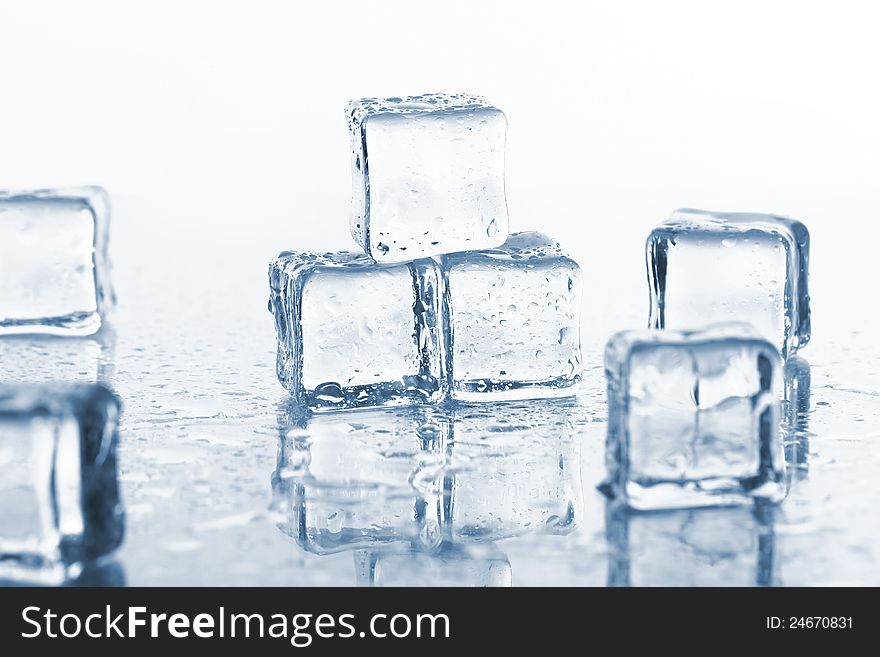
269;94;583;410
0;187;123;584
603;209;811;511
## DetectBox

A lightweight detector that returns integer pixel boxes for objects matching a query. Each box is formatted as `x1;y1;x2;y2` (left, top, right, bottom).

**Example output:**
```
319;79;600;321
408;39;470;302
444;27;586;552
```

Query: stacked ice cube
269;94;583;410
0;187;123;583
603;209;811;511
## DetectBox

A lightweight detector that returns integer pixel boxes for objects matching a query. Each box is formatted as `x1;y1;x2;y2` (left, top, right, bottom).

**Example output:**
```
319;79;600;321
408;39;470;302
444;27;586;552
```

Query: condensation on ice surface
268;250;446;411
347;93;508;263
647;209;810;358
443;231;582;401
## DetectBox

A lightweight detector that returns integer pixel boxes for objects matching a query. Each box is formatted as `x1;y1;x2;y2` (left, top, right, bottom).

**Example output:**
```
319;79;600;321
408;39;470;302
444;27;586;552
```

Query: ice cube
442;400;582;542
647;209;810;358
441;232;582;401
354;543;511;587
0;383;124;584
606;502;777;586
347;93;509;263
272;404;447;555
0;187;114;336
268;250;446;410
603;324;786;510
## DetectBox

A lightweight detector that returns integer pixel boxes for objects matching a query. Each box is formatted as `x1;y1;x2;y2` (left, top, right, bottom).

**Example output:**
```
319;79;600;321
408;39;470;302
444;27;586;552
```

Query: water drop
721;238;737;248
376;242;390;255
486;218;498;238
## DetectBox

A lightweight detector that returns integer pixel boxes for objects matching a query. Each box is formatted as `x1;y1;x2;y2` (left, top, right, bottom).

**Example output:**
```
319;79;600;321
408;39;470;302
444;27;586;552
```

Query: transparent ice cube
0;383;124;584
647;209;810;358
272;404;448;555
603;324;786;510
442;232;582;401
268;250;446;410
354;543;511;587
606;502;777;586
0;187;114;336
347;93;509;263
442;400;582;542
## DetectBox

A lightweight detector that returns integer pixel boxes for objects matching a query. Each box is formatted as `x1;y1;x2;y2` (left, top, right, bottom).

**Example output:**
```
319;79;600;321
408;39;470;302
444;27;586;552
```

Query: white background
1;0;878;337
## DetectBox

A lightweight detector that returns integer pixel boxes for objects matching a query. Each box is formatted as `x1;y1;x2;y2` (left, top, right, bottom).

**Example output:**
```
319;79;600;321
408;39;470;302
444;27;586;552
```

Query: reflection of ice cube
0;329;116;384
647;209;810;358
268;251;445;410
443;400;583;542
0;384;124;584
347;93;508;263
0;188;114;336
606;502;777;586
354;543;511;587
604;325;786;510
442;232;582;401
272;404;448;554
784;357;811;482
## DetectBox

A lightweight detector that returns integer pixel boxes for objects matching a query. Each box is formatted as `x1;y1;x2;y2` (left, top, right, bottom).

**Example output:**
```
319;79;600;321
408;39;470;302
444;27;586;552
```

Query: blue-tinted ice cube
0;383;124;584
268;250;446;410
354;544;511;587
442;400;582;542
441;232;582;401
0;188;114;336
272;405;447;555
347;93;509;263
603;325;786;510
647;209;810;358
606;503;777;586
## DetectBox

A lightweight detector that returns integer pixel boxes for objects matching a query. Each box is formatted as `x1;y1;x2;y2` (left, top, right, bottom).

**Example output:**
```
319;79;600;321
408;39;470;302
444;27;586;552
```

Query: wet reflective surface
1;229;878;586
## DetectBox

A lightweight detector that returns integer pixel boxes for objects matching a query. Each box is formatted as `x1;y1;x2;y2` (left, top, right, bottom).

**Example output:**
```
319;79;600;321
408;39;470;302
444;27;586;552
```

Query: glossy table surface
1;225;878;587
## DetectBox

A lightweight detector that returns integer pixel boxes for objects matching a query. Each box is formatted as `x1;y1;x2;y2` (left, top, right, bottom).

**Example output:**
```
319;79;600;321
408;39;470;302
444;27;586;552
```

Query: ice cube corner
347;93;509;263
602;324;786;511
647;209;810;358
0;187;114;336
0;383;124;584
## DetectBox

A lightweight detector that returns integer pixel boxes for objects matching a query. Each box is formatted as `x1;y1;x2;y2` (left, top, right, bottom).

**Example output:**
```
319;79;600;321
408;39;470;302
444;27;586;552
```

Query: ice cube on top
603;324;786;511
0;383;123;584
441;232;582;401
268;250;446;410
647;209;810;358
0;187;114;336
347;93;509;263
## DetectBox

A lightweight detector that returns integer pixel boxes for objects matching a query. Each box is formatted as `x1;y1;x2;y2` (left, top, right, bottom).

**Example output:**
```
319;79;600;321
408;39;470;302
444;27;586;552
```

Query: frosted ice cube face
272;405;448;555
0;384;123;584
603;325;785;510
0;188;114;336
442;232;582;401
606;504;776;586
647;209;810;358
443;400;582;542
354;544;511;587
268;251;446;410
347;93;509;263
